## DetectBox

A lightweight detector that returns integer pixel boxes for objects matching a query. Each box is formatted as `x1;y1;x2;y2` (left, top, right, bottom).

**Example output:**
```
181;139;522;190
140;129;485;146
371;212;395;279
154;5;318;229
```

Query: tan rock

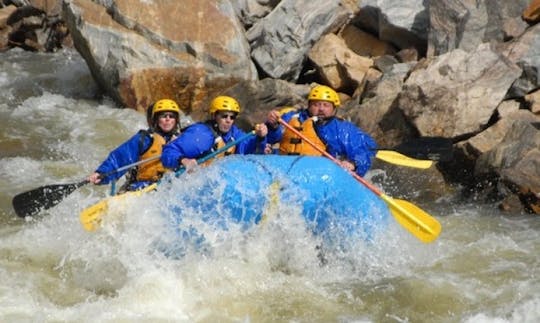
0;5;17;29
0;5;16;51
64;0;256;112
497;100;521;118
308;33;373;92
400;44;522;138
525;89;540;113
29;0;62;16
340;24;396;57
463;110;538;158
523;0;540;23
396;48;418;63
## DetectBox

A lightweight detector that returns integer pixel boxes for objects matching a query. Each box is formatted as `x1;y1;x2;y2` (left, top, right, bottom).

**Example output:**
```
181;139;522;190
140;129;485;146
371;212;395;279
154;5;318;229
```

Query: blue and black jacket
161;121;266;169
94;129;175;191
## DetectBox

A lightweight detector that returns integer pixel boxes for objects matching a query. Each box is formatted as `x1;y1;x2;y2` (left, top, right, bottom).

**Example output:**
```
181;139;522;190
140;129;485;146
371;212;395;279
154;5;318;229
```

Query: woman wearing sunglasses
88;99;182;192
161;95;268;171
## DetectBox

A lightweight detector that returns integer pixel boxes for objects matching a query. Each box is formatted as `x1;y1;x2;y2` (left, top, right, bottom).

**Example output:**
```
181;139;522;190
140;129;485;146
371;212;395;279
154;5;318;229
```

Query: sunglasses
158;112;177;119
218;113;237;120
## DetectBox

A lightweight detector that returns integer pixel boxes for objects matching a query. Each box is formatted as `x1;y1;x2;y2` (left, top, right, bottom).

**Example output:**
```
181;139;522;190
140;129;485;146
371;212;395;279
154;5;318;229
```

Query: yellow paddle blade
79;183;158;232
80;199;108;232
376;150;433;169
380;194;441;243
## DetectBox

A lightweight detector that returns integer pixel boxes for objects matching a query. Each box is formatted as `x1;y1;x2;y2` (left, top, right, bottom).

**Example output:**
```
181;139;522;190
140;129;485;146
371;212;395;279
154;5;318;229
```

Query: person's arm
319;120;376;177
90;132;148;184
341;122;377;177
265;109;296;144
234;124;268;154
254;132;269;154
161;123;215;169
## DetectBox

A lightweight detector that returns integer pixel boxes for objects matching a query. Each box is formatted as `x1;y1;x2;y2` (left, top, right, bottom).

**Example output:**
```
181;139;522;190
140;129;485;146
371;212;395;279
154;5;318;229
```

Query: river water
1;48;539;322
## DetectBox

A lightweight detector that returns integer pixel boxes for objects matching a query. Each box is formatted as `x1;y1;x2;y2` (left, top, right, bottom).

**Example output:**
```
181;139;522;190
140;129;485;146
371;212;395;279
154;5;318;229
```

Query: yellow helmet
209;95;241;114
308;85;341;107
151;99;181;118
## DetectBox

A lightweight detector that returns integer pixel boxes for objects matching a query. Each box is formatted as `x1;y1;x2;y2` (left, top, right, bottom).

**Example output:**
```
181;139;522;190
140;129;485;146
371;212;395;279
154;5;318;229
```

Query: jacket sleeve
265;110;296;145
161;123;215;169
231;126;266;154
341;121;377;177
321;120;377;177
95;132;149;184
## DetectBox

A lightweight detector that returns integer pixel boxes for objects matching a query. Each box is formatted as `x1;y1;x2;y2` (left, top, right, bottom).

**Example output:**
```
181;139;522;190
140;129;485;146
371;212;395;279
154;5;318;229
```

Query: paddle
12;156;161;218
80;131;257;232
374;137;453;169
377;136;454;162
375;150;433;169
278;118;441;243
12;180;90;218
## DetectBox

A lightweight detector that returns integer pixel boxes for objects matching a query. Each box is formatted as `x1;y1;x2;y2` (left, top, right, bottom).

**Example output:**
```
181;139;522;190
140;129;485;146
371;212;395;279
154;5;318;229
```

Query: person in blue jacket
161;95;268;170
88;99;182;192
265;85;377;177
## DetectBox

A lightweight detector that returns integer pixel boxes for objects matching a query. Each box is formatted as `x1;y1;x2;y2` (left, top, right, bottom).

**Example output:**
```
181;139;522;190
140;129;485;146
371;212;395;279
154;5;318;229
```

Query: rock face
246;0;357;81
2;0;540;215
427;0;530;57
0;1;68;52
399;44;522;138
62;0;257;113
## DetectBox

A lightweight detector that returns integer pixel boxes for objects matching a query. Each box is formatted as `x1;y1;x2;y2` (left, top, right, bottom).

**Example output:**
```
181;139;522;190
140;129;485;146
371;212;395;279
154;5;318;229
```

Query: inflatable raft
159;155;391;255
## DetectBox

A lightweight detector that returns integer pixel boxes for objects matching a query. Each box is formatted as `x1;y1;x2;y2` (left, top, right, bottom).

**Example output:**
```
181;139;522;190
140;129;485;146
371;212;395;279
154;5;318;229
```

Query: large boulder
503;23;540;97
63;0;257;113
427;0;530;57
246;0;357;81
353;0;429;54
398;43;522;138
476;120;540;213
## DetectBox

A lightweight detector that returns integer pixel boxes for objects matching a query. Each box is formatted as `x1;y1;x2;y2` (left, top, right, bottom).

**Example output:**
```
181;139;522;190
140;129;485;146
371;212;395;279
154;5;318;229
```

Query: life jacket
202;121;236;165
135;131;167;182
279;114;326;156
213;136;236;157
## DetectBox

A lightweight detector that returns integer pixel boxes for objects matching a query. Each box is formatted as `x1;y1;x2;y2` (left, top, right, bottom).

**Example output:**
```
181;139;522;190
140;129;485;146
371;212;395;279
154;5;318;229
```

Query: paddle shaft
99;155;161;179
174;131;256;176
63;155;161;190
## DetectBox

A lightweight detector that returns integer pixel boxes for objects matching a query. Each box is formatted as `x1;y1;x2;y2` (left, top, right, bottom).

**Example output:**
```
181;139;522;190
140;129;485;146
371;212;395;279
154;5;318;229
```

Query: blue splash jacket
161;122;265;169
266;109;377;176
95;130;175;189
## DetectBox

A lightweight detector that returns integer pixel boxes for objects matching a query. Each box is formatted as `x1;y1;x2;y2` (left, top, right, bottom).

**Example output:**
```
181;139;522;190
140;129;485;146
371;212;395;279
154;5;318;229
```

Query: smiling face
214;111;237;133
307;100;335;120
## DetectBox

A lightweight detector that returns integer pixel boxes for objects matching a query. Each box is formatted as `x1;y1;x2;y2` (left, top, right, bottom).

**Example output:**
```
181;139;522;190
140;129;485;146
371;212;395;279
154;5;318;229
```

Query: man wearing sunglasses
265;85;377;177
161;95;268;170
88;99;182;192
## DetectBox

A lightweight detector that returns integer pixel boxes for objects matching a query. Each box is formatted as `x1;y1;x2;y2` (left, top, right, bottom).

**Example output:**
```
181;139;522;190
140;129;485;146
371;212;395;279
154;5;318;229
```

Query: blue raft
161;155;391;253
